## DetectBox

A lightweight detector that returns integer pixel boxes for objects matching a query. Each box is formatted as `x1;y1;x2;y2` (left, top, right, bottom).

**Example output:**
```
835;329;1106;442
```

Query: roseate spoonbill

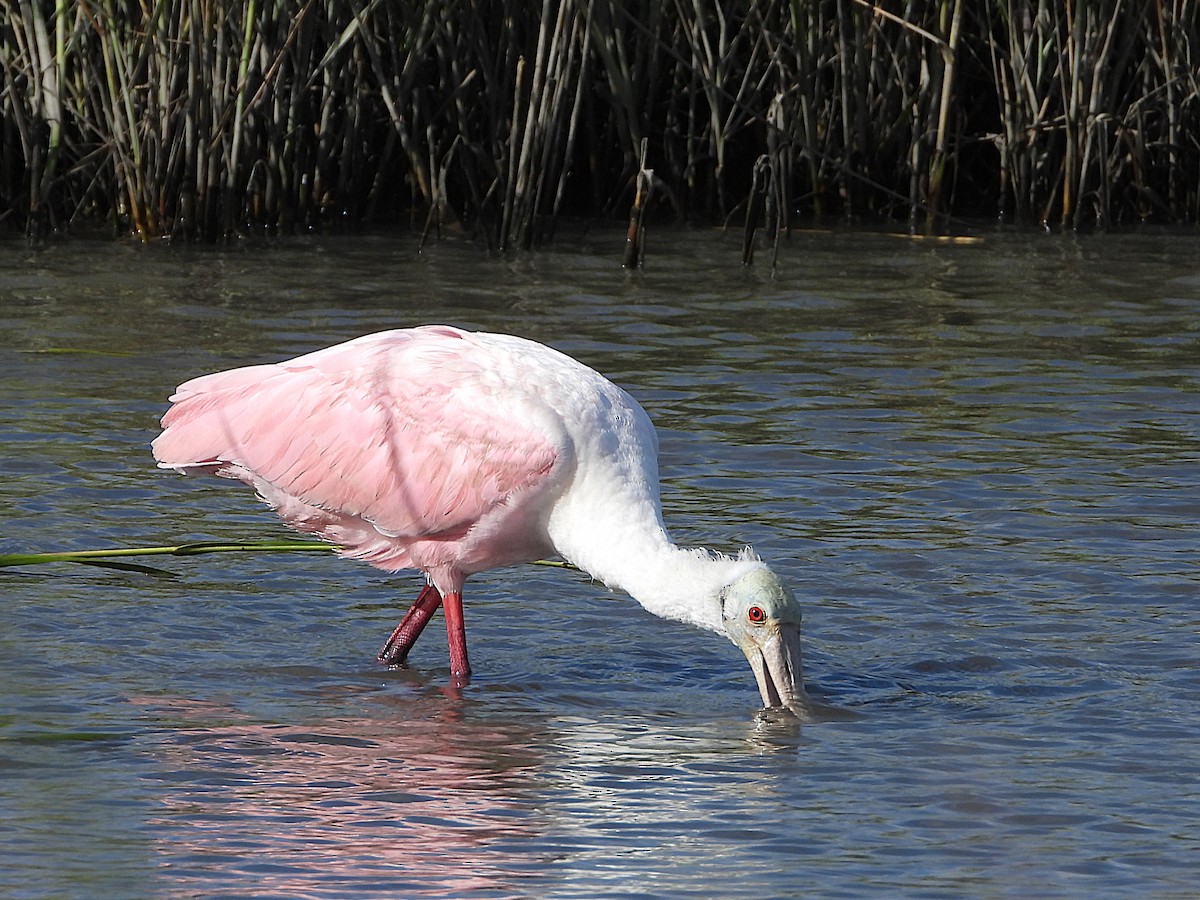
152;325;809;715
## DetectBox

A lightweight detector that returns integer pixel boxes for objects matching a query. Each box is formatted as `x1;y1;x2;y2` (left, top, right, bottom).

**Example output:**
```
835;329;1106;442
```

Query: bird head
721;567;810;717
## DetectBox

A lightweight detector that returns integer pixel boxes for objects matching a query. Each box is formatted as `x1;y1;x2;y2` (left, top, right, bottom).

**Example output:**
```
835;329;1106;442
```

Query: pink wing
152;327;562;573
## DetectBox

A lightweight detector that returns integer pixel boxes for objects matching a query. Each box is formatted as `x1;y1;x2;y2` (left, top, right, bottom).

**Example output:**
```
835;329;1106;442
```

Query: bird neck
549;504;756;634
611;541;758;634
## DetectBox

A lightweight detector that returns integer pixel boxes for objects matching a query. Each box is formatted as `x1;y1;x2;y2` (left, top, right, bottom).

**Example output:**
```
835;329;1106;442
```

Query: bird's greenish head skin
721;567;810;718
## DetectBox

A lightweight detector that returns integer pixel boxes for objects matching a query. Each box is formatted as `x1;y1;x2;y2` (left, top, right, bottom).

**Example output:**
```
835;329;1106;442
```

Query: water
2;227;1198;897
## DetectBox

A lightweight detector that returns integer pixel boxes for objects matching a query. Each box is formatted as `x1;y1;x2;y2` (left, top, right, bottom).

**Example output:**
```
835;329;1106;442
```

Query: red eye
748;606;766;624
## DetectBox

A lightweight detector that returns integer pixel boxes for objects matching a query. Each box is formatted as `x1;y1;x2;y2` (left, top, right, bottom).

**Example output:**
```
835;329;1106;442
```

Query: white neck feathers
547;490;764;633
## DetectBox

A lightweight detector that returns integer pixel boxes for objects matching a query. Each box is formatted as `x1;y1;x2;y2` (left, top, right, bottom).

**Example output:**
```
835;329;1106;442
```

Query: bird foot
376;644;410;666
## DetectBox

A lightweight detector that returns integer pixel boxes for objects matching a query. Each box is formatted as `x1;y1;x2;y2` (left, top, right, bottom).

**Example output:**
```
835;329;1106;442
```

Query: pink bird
152;325;809;714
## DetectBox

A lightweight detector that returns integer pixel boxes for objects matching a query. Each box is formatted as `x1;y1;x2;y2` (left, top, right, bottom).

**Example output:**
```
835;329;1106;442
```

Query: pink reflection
133;693;544;896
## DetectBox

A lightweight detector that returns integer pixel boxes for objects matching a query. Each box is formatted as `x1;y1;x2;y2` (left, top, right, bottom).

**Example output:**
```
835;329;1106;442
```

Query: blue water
2;228;1198;897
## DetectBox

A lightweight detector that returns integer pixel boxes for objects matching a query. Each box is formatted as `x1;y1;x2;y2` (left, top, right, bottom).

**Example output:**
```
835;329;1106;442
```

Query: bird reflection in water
135;693;543;897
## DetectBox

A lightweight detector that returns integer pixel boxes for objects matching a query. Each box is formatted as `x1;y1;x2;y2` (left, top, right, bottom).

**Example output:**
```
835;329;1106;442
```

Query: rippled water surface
3;228;1198;897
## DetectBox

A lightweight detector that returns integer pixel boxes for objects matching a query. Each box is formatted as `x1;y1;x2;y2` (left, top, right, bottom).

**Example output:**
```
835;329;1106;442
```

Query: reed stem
4;1;1200;243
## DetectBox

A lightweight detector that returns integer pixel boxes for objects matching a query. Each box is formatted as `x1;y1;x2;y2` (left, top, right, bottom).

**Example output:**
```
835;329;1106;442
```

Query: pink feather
153;326;562;593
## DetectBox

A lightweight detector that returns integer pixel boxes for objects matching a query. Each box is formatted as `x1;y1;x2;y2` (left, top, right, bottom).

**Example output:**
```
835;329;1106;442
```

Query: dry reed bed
3;1;1200;245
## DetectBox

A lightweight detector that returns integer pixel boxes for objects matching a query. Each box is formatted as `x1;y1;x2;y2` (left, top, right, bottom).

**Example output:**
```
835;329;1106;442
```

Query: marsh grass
4;1;1200;244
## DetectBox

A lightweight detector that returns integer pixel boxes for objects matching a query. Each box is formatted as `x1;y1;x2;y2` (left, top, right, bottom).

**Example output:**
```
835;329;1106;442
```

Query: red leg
442;591;471;679
378;583;442;665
